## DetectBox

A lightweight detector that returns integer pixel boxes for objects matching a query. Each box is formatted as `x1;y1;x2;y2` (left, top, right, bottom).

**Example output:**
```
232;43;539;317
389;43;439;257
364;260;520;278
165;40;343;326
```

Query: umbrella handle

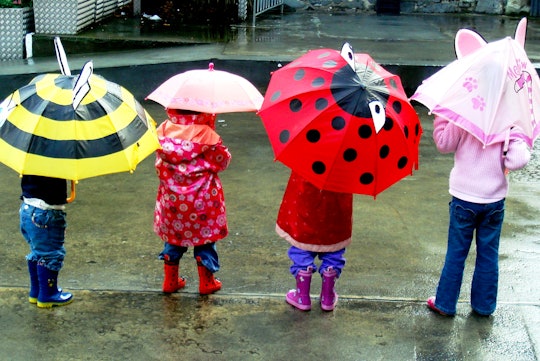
66;180;77;203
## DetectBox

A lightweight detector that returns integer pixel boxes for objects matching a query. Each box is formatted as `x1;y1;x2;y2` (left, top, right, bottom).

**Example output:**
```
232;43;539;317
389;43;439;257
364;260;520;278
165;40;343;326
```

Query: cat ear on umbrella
514;17;527;47
454;29;487;59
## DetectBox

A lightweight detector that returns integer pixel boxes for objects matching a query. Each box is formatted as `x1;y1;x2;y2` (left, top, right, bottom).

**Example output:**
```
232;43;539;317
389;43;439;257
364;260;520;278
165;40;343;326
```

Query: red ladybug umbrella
258;44;422;196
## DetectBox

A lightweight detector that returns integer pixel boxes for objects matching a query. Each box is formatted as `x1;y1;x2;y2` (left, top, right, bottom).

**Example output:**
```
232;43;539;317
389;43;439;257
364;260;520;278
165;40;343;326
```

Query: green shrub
0;0;33;8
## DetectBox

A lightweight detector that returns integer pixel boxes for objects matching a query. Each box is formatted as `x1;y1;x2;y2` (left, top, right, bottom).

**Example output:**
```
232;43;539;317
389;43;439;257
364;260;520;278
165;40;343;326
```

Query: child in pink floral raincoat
154;108;231;295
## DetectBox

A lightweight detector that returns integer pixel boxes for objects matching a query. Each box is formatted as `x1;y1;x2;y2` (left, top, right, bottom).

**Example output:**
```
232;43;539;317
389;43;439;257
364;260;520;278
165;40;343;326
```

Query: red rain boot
162;260;186;293
286;267;313;311
320;267;338;311
196;257;221;295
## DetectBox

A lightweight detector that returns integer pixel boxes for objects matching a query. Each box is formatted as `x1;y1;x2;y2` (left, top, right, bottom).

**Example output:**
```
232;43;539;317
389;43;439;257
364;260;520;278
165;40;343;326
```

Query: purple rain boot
320;267;338;311
286;267;313;311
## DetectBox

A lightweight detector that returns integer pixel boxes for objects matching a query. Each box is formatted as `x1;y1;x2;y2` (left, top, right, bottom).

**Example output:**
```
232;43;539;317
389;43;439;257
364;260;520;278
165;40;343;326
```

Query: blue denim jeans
159;242;220;273
20;203;67;272
288;246;346;277
435;197;505;316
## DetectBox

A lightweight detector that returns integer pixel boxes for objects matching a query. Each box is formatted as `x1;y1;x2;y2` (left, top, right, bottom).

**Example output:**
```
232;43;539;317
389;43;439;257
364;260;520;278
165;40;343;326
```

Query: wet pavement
1;10;540;361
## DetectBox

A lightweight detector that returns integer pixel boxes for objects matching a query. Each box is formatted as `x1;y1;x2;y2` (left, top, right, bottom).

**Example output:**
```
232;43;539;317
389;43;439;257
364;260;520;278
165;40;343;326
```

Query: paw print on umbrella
462;77;478;92
472;96;486;111
259;43;422;197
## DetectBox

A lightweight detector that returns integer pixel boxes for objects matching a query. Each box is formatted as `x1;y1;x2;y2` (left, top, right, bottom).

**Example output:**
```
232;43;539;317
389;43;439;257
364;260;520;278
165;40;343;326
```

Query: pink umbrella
411;18;540;148
146;63;264;113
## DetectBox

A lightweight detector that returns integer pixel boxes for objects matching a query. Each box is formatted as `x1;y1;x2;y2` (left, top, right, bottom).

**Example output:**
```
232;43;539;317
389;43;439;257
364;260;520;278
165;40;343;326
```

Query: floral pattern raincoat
153;114;231;247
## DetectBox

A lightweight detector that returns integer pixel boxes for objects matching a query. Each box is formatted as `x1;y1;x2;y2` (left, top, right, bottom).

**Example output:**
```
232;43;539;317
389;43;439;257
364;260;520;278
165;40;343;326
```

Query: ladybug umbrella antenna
340;42;356;71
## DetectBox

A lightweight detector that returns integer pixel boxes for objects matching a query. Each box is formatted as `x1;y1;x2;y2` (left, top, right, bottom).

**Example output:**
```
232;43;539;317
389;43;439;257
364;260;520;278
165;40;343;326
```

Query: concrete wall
295;0;530;15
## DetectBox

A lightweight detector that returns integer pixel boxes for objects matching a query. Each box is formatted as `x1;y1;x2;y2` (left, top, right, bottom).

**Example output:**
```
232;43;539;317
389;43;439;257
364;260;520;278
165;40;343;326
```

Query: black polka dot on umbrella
290;98;302;112
270;90;281;102
392;100;402;114
332;116;346;130
312;77;325;87
294;69;305;81
383;117;393;131
343;148;357;162
279;130;290;144
404;125;409;138
306;129;321;143
312;161;326;174
379;145;390;159
315;98;328;111
358;125;373;139
322;59;338;68
398;156;408;169
360;173;374;185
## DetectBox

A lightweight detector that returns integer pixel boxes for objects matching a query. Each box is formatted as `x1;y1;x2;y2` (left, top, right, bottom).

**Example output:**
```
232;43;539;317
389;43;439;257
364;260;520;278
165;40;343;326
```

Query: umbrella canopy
258;44;422;196
146;62;264;113
0;70;160;181
411;18;540;148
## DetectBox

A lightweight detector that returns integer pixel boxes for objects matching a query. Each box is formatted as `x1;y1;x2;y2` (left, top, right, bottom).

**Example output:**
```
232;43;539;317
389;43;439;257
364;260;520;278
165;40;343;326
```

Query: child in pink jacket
427;116;530;316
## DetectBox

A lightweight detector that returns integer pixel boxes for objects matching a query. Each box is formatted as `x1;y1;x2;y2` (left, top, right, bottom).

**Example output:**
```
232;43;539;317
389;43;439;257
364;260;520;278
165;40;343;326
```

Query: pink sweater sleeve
433;116;460;154
432;116;531;203
505;129;531;171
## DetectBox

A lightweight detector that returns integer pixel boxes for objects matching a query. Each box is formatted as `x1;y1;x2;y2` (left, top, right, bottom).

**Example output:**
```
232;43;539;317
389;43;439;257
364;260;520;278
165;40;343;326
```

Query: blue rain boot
37;264;73;308
27;260;39;304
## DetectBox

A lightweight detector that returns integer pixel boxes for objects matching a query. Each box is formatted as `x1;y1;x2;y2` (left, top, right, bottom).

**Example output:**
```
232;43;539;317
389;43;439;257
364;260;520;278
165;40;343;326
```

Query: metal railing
76;0;132;32
252;0;283;26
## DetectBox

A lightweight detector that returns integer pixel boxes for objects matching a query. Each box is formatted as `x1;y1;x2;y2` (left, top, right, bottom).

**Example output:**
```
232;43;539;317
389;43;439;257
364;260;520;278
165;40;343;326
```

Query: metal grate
34;0;132;35
0;7;34;60
252;0;283;26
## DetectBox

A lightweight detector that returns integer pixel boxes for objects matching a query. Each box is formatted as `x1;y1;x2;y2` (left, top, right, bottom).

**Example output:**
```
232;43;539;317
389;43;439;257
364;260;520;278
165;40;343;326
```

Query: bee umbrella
0;62;160;181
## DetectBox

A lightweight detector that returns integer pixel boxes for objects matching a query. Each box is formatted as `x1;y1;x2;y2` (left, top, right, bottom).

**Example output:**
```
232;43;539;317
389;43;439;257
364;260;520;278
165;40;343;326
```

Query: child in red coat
277;171;353;311
154;108;231;295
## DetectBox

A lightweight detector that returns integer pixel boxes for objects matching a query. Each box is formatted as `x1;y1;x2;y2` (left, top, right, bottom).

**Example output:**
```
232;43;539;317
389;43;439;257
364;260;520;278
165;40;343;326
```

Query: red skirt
276;172;353;252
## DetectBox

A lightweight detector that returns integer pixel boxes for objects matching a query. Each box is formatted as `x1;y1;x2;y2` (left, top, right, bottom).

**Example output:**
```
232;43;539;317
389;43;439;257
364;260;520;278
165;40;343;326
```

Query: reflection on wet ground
0;103;538;359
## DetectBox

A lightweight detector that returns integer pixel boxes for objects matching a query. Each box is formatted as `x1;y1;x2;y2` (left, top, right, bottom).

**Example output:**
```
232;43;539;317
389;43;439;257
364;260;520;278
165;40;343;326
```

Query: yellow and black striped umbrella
0;72;160;181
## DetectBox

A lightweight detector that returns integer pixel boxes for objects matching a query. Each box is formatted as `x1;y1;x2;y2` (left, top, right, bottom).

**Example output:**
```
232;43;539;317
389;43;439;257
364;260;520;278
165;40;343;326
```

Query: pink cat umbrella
412;18;540;148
